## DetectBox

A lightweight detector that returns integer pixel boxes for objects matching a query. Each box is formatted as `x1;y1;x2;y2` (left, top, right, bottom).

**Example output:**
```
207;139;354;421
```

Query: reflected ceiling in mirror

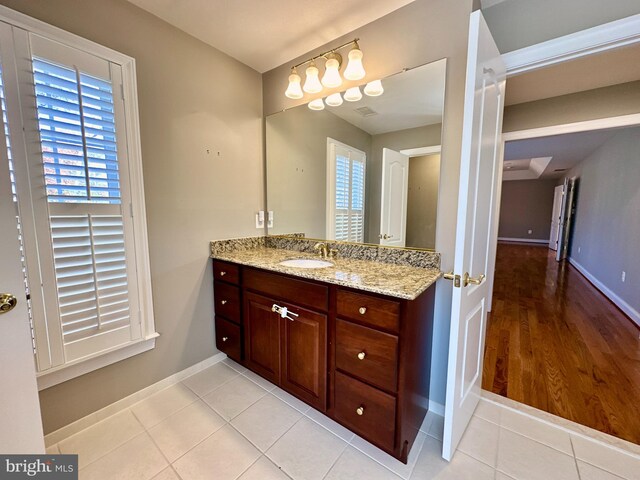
266;58;446;250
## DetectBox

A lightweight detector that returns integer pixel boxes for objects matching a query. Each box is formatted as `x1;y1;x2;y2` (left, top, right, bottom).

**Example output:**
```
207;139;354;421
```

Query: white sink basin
279;258;334;269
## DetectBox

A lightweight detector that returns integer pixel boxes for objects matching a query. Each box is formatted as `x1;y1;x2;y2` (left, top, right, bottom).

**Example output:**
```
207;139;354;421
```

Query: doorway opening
484;120;640;444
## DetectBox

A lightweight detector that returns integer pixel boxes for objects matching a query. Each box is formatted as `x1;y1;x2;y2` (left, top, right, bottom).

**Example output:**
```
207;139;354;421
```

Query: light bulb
321;57;342;88
343;44;365;81
364;79;384;97
285;68;303;99
344;86;362;102
303;62;322;93
308;98;325;110
325;92;343;107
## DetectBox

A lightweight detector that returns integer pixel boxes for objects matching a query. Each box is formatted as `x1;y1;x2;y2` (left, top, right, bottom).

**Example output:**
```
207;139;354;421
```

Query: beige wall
266;107;371;239
263;0;474;405
498;179;556;241
562;127;640;317
366;124;442;244
503;80;640;132
0;0;264;433
407;154;440;249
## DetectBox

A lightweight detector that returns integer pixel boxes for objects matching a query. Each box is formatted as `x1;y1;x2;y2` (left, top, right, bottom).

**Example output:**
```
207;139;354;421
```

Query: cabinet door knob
358;307;367;315
222;336;229;342
357;351;366;360
221;300;227;305
356;406;364;416
220;271;227;276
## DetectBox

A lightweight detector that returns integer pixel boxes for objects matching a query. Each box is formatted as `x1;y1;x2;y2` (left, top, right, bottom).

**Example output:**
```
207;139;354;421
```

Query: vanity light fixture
343;42;365;80
303;61;322;93
284;38;366;100
285;67;303;99
325;92;343;107
344;86;362;102
364;79;384;97
308;98;325;110
321;53;343;88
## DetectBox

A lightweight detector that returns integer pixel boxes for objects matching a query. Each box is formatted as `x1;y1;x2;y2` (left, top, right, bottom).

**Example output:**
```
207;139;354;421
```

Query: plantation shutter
329;140;366;243
24;34;142;365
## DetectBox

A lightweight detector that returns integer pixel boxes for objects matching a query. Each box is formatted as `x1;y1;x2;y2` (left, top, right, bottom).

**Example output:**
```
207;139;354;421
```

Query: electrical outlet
255;210;265;228
267;211;274;229
527;229;532;235
621;271;626;282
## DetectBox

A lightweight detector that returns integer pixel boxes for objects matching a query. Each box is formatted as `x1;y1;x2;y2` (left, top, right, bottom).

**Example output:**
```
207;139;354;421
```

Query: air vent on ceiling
354;106;378;117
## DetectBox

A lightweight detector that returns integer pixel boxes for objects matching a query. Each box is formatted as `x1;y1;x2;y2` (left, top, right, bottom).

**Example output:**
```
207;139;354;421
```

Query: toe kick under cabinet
212;259;435;463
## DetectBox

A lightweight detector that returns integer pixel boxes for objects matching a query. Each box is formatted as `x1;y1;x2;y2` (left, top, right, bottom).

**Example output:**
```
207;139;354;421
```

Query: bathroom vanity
210;237;440;463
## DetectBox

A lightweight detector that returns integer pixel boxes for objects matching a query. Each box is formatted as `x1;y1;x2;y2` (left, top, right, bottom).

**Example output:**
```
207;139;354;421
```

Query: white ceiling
326;59;446;135
503;128;623;180
126;0;415;73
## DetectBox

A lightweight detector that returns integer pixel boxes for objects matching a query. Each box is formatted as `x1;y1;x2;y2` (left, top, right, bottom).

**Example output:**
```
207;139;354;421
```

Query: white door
0;123;45;452
549;185;564;250
379;148;409;247
442;11;505;461
556;177;576;261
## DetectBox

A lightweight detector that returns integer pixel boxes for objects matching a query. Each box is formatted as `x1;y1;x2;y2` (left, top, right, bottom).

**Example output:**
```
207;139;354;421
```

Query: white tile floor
49;358;640;480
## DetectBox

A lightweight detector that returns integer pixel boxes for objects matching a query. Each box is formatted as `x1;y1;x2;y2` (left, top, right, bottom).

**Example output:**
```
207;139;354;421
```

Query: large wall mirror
266;58;446;250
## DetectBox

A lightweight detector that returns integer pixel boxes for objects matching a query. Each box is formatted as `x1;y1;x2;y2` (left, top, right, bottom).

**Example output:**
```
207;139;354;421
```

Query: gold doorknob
0;293;17;314
356;406;364;416
357;351;366;360
221;300;227;305
220;271;227;276
222;336;229;342
463;272;486;287
358;307;367;315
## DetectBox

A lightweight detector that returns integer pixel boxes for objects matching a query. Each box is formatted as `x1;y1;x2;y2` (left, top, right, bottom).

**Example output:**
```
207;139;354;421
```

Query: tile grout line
570;436;582;480
319;440;350;480
67;409;147;472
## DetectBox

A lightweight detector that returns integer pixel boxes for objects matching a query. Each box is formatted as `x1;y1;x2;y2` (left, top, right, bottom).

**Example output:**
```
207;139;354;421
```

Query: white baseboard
568;257;640;328
429;400;445;417
498;237;549;244
44;352;227;446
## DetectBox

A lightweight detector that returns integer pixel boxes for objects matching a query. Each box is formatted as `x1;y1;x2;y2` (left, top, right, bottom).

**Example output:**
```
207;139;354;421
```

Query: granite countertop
210;246;442;300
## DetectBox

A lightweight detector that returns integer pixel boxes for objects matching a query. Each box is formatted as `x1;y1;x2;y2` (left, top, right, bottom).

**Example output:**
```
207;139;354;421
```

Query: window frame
325;137;367;242
0;5;157;389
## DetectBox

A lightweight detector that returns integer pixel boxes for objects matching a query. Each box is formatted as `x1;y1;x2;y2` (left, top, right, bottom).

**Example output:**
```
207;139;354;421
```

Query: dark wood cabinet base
212;259;434;463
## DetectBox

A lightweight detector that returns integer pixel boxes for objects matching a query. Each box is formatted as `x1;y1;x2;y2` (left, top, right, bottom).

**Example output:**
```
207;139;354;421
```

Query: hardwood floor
483;242;640;444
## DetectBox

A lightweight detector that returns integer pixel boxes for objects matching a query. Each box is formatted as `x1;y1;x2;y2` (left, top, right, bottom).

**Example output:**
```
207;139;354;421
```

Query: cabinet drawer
214;281;241;324
213;260;240;285
337;289;400;333
244;268;328;312
215;316;241;362
336;319;398;392
334;372;396;451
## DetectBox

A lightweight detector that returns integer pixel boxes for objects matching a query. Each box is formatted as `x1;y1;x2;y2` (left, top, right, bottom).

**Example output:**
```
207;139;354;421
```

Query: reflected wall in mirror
266;58;446;249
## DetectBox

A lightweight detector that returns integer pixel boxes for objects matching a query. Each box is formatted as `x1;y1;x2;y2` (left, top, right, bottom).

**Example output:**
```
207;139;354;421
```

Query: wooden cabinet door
244;292;280;384
280;302;327;411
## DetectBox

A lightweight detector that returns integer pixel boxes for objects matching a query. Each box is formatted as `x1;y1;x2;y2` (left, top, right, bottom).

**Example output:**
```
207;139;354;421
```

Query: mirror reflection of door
556;177;576;261
549;184;564;251
379;148;408;246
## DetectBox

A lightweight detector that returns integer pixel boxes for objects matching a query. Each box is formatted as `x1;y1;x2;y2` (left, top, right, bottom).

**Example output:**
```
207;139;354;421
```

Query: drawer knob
222;336;229;342
221;300;228;305
220;271;227;276
356;406;364;416
357;351;366;360
358;307;367;315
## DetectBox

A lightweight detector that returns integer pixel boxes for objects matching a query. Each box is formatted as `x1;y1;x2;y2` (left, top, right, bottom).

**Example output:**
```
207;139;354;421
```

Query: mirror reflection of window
327;138;366;242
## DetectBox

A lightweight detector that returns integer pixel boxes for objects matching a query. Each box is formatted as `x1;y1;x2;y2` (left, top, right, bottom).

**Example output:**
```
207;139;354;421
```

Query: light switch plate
255;210;265;228
267;211;274;229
